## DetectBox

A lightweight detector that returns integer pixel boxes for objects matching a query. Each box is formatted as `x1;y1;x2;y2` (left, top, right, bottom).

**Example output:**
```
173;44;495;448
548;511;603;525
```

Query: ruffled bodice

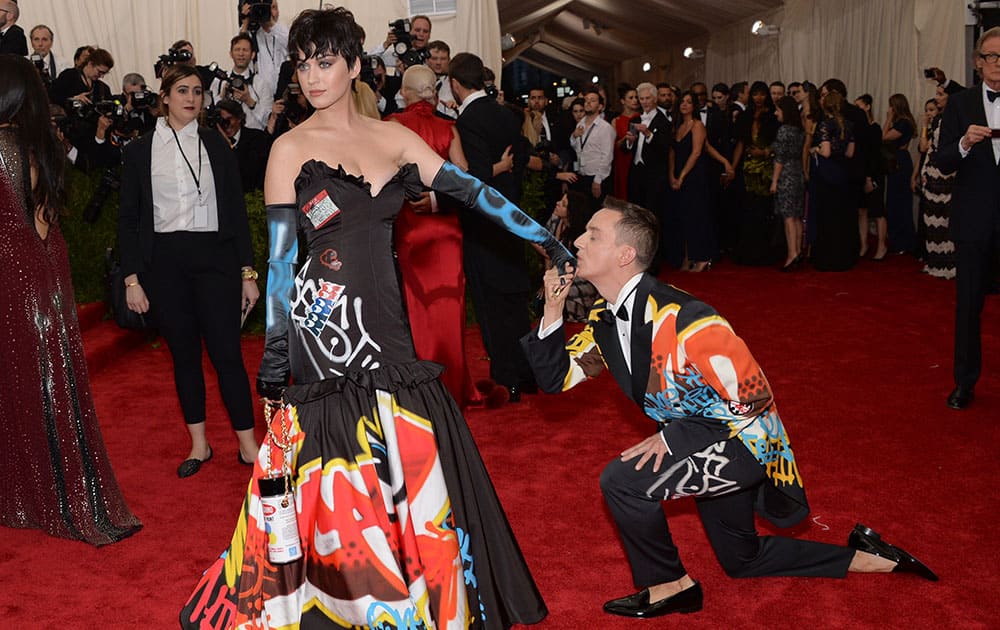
288;160;424;383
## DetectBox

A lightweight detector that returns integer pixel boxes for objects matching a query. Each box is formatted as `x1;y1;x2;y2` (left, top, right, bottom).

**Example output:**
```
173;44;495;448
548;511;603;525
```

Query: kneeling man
522;197;936;618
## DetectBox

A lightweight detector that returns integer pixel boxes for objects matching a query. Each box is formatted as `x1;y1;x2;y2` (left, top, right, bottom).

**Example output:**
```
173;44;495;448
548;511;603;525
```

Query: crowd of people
4;0;999;626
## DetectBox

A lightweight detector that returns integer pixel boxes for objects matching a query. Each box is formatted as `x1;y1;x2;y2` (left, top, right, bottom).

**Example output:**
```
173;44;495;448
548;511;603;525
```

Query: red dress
388;101;480;407
0;129;141;545
612;114;634;199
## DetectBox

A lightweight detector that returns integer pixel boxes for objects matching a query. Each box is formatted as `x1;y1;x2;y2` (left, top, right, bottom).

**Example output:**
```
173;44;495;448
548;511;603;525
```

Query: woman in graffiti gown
181;8;573;630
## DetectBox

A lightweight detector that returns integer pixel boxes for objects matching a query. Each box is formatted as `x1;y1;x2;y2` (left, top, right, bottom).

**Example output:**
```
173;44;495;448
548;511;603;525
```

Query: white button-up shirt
151;118;219;233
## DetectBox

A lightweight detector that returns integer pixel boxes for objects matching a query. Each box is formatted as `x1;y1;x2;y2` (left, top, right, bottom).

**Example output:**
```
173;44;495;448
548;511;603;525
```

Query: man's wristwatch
241;268;259;281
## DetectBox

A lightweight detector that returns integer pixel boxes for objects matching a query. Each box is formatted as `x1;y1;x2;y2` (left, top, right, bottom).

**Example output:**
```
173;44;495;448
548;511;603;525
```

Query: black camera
29;53;52;87
203;103;225;130
485;83;499;101
129;87;157;111
155;47;193;79
206;62;249;99
239;0;273;30
387;18;429;67
359;55;380;92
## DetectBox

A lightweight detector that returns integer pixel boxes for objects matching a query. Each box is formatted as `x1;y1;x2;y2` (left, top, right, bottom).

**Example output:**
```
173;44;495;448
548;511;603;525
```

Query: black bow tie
988;89;1000;103
598;303;629;325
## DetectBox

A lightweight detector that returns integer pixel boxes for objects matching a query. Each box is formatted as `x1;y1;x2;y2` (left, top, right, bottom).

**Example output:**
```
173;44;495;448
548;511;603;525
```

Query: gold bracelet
241;268;259;281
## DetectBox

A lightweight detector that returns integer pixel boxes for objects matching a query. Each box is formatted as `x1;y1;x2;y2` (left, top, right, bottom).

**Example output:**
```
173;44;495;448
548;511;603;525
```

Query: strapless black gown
181;162;547;629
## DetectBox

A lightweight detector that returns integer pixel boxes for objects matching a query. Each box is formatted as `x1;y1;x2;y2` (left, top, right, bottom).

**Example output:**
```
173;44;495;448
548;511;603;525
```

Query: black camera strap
170;127;203;198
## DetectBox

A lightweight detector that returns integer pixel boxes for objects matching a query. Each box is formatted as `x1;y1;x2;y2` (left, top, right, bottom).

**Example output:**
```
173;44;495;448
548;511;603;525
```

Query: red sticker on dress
302;190;341;228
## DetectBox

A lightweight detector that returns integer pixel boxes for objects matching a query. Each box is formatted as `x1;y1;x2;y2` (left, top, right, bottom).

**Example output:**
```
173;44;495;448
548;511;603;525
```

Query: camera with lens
203;103;225;130
359;55;380;92
155;46;194;79
387;18;430;67
29;53;52;87
129;87;158;112
239;0;274;30
206;62;249;99
485;83;499;101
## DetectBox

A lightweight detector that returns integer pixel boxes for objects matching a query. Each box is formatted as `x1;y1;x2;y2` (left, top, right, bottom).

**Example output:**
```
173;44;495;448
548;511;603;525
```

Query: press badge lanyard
170;127;203;202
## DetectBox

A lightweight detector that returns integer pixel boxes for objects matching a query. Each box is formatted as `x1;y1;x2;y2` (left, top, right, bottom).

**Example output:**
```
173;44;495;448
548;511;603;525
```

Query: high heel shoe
779;253;802;272
848;523;938;581
688;261;711;273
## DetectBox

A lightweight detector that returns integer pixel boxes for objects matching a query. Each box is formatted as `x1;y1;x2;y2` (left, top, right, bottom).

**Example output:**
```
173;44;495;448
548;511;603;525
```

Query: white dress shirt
253;23;289;102
571;114;616;184
457;89;487;116
538;272;644;373
633;108;657;165
151;118;219;233
27;51;66;80
435;75;458;119
959;82;1000;164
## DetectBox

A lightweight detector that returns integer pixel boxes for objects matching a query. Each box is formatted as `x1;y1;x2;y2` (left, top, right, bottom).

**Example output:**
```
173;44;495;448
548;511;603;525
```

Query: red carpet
3;255;998;629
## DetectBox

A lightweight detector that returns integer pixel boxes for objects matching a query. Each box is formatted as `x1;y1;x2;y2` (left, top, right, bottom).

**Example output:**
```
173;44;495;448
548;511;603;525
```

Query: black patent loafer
946;386;974;410
848;523;938;581
603;581;703;618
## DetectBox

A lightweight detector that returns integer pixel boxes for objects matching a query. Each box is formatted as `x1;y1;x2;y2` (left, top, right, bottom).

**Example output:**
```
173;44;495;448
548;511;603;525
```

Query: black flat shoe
177;447;213;478
946;385;974;410
238;450;255;466
848;524;938;581
603;582;703;618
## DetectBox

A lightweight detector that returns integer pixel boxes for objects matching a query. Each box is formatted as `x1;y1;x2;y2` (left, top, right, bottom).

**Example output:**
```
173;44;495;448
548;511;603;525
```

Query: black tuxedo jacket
118;126;254;276
936;85;1000;242
455;95;530;292
0;24;27;55
627;110;671;168
232;127;272;192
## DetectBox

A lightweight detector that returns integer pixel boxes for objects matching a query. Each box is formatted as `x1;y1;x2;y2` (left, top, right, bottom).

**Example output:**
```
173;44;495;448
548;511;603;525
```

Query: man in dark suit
0;0;27;56
216;99;271;192
449;52;534;401
521;197;936;618
935;26;1000;410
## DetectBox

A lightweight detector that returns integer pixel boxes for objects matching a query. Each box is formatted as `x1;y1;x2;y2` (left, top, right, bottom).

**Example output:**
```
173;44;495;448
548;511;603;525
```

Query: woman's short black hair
288;7;365;70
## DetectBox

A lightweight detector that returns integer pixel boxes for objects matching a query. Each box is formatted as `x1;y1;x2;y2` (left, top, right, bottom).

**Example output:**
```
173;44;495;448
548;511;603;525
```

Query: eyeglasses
95;67;109;77
979;52;1000;64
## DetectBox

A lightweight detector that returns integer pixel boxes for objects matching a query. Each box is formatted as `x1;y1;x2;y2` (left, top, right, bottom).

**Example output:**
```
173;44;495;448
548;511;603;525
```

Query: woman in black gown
181;8;573;629
882;94;917;255
731;81;780;266
670;90;715;271
809;91;858;271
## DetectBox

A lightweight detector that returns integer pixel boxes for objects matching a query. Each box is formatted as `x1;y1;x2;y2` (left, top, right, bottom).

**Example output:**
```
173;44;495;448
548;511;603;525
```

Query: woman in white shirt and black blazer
118;64;260;477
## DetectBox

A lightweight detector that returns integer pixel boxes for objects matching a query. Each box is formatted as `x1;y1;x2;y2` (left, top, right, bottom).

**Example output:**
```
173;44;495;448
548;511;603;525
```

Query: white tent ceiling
497;0;783;80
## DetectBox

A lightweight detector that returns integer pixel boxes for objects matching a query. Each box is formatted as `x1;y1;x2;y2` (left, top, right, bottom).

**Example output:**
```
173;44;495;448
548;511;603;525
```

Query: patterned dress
920;116;956;278
181;162;546;629
773;125;805;219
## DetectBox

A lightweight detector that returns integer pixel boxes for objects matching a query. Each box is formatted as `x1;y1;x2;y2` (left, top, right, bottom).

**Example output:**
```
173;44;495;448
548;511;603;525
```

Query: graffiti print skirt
180;361;546;629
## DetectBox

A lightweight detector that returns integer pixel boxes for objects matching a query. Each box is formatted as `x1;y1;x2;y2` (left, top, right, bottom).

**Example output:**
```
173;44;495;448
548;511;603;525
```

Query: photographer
214;99;271;192
51;47;114;110
372;14;431;72
427;40;457;120
28;25;68;83
208;33;270;131
162;40;214;91
239;0;288;104
265;75;310;138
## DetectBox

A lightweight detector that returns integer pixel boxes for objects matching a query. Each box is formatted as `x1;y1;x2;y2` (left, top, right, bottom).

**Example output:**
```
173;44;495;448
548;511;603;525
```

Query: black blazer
118;125;254;276
936;85;1000;242
627;110;671;169
232;127;272;192
50;69;112;110
455;94;530;292
0;24;27;56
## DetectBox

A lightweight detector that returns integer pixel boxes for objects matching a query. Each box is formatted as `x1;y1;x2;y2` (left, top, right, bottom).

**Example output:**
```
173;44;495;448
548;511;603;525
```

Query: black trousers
954;230;1000;388
142;232;254;431
570;174;611;213
600;438;853;587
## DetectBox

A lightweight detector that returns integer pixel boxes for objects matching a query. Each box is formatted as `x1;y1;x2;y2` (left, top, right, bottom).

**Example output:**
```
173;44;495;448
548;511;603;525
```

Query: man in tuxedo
0;0;27;56
624;82;670;211
522;198;936;617
449;52;535;401
28;25;67;82
427;40;457;120
936;26;1000;410
655;82;676;122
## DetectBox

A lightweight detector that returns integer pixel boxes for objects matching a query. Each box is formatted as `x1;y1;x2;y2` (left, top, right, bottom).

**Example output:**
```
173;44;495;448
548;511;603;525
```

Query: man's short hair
655;81;670;90
821;78;848;97
583;86;604;106
171;39;193;51
217;98;246;123
411;15;432;29
230;33;253;50
122;72;145;90
770;80;785;89
711;82;729;95
87;48;114;70
731;81;748;95
427;40;450;55
448;52;485;90
976;25;1000;52
635;82;656;98
787;81;803;90
603;196;659;270
30;25;53;40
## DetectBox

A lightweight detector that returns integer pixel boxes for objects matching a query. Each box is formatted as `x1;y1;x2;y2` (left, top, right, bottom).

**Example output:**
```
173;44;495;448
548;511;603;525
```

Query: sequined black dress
0;128;141;545
182;162;547;629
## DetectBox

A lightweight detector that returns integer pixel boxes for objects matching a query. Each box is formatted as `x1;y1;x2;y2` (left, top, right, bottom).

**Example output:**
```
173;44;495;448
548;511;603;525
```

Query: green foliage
61;168;269;334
